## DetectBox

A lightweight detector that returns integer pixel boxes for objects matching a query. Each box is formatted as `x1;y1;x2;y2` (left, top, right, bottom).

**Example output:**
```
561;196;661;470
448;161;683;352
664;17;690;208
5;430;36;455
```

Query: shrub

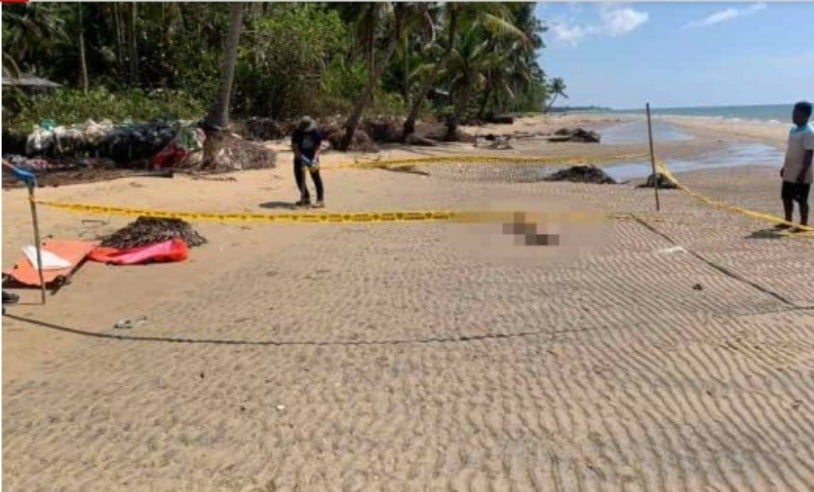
4;87;206;132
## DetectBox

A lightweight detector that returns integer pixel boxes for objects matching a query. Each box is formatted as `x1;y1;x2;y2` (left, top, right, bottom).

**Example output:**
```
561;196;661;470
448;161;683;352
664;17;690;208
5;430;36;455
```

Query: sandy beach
4;113;814;491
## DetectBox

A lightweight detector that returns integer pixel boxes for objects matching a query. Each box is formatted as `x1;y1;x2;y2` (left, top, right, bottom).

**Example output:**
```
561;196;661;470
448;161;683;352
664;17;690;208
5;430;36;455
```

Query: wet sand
3;114;813;491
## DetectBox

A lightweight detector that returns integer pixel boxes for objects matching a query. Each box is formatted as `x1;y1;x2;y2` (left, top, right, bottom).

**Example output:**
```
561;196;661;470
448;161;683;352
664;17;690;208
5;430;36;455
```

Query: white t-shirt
783;124;814;184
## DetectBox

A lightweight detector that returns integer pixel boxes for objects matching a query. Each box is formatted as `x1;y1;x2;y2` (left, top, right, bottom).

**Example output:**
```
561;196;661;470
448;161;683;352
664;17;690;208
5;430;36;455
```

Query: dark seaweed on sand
100;217;207;249
543;165;617;184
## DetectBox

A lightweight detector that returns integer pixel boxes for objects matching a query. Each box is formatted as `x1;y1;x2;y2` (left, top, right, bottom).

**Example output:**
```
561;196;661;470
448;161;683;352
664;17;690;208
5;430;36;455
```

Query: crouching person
291;116;325;208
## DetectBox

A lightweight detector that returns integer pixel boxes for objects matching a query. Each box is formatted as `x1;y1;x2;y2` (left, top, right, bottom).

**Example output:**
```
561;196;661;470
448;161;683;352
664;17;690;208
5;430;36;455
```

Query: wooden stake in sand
27;183;47;304
646;103;661;212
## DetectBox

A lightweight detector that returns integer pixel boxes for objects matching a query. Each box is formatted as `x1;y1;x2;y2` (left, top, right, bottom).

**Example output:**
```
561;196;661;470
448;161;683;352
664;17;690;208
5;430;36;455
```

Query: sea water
601;142;783;182
610;104;791;126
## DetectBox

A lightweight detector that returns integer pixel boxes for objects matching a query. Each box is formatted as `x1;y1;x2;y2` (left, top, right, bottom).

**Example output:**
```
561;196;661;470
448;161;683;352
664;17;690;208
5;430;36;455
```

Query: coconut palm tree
545;77;568;113
205;2;244;130
442;27;502;140
337;2;432;151
402;3;528;138
2;4;69;78
478;39;531;118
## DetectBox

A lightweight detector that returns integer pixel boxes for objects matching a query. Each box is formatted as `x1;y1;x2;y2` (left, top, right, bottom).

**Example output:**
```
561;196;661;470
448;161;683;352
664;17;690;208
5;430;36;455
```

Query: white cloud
600;7;649;36
550;24;595;44
683;3;766;29
549;6;649;46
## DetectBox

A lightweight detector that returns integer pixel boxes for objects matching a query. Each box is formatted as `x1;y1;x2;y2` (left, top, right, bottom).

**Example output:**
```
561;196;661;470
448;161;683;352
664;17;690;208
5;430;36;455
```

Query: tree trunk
402;7;458;138
339;36;397;151
205;3;244;131
114;4;125;75
446;91;470;141
78;4;88;94
402;37;409;102
445;111;462;141
402;62;439;138
129;2;139;85
478;85;492;120
544;94;558;114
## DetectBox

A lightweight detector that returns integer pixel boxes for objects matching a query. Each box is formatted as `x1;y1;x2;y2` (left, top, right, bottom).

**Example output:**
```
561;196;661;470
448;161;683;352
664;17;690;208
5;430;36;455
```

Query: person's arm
313;132;323;160
799;150;813;183
291;132;302;160
798;132;814;183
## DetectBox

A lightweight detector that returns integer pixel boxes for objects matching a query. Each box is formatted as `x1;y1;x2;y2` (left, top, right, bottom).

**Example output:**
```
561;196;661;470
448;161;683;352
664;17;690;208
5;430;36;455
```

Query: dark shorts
782;181;811;204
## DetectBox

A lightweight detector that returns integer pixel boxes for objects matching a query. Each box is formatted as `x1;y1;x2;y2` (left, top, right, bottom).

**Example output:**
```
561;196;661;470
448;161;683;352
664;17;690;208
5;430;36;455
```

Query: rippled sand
4;115;812;491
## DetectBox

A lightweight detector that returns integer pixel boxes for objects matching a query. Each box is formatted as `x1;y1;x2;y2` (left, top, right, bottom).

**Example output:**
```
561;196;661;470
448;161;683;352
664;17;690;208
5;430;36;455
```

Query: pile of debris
198;131;276;172
548;127;601;143
100;217;207;250
16;119;184;163
637;173;678;189
4;118;220;171
323;127;379;152
241;116;472;149
421;121;476;144
543;165;617;184
474;134;512;150
360;117;403;143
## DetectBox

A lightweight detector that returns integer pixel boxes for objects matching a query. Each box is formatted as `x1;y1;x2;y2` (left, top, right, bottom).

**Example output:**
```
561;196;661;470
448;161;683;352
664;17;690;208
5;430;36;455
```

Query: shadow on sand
747;228;786;240
259;201;298;210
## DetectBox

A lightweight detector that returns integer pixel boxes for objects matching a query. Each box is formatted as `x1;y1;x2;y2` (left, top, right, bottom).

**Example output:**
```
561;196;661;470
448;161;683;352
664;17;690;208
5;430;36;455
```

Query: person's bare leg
777;199;794;229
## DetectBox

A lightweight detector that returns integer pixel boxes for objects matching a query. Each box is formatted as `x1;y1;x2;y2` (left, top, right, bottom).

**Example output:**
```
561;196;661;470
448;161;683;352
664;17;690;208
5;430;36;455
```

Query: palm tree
402;3;529;139
78;3;88;93
205;2;244;130
338;2;431;151
478;39;530;118
442;27;502;140
2;4;70;78
544;77;568;113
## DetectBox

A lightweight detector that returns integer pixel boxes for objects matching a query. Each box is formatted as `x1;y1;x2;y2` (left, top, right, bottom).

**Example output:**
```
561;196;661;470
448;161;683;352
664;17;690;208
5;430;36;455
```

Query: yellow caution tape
34;199;627;225
654;158;813;233
333;153;649;170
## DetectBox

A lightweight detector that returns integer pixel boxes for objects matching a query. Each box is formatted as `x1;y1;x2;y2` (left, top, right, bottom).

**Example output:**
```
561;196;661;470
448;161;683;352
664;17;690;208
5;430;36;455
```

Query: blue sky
535;2;814;109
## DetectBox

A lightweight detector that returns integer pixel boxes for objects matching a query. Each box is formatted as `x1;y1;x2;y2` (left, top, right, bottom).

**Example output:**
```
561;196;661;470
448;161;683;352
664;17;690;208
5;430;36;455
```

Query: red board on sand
3;239;96;288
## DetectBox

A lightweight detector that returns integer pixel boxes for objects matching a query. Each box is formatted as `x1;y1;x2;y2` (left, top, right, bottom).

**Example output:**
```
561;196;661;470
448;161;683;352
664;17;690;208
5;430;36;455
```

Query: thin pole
646;102;661;212
27;184;47;304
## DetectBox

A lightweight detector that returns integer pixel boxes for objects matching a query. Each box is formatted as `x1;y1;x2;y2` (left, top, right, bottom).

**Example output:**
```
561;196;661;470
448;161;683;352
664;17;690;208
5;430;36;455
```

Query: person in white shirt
778;101;814;229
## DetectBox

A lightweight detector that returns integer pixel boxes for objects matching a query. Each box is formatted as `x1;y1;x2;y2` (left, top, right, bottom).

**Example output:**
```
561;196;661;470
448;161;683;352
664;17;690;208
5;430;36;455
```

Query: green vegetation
2;2;564;145
4;87;206;131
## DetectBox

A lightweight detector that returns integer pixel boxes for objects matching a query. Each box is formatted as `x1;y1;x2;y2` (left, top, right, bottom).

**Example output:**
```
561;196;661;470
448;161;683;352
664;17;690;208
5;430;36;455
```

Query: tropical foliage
2;2;563;142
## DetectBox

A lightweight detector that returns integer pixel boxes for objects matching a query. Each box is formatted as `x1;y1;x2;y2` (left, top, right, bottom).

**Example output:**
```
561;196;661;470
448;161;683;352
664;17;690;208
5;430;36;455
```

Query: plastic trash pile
150;123;206;169
21;118;204;165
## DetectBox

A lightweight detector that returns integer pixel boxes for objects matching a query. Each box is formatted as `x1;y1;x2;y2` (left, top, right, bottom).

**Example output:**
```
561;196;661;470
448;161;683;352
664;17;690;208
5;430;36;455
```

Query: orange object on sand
3;239;96;288
88;239;189;265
